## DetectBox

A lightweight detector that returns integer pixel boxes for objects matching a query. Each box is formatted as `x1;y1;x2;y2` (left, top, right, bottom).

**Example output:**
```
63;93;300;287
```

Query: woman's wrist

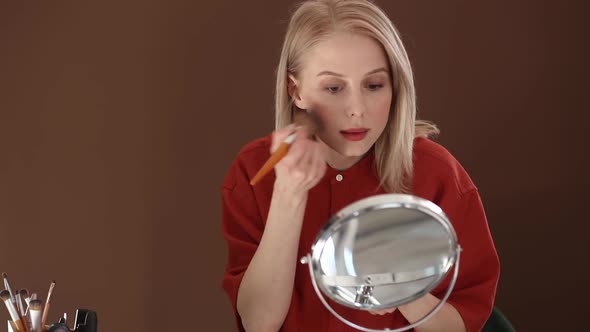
273;179;309;205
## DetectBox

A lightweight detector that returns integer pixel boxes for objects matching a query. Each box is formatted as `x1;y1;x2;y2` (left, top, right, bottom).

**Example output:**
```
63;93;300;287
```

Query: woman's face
291;31;393;166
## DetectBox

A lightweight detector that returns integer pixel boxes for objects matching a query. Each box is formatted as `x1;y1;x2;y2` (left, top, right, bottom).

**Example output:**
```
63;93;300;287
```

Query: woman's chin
334;144;372;158
319;136;374;159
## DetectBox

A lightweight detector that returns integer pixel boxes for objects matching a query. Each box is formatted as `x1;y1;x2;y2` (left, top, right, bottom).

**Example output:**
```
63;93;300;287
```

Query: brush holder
6;309;97;332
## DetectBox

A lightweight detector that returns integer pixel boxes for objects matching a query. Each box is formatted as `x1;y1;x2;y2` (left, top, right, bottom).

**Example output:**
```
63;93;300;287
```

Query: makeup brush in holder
1;273;97;332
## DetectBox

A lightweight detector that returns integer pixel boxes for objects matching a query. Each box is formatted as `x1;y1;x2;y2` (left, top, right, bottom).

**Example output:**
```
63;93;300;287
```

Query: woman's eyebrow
364;67;389;76
316;70;344;77
316;67;389;77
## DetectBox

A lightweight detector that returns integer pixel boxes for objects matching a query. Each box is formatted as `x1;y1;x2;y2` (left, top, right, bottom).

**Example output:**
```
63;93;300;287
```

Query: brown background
1;1;588;331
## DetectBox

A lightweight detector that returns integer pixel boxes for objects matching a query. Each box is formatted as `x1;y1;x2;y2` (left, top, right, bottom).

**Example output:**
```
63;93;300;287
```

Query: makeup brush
40;281;55;330
1;290;25;332
25;292;37;318
20;289;30;311
20;289;29;303
250;109;320;185
15;290;24;315
28;300;42;332
8;320;18;332
15;290;29;331
3;272;17;304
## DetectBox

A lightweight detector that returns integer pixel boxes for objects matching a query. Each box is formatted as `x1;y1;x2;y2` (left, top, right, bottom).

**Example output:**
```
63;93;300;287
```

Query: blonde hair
275;0;439;193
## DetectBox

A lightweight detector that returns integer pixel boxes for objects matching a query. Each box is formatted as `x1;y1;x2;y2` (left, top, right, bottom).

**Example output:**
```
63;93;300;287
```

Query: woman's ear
288;74;306;109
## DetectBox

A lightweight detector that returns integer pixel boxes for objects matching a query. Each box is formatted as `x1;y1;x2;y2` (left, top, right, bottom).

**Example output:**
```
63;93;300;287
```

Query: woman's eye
368;83;384;91
325;86;343;94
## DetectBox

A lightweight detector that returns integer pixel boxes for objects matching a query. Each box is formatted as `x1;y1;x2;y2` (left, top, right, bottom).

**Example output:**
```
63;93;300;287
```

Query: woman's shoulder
236;135;272;158
412;137;477;196
222;135;272;190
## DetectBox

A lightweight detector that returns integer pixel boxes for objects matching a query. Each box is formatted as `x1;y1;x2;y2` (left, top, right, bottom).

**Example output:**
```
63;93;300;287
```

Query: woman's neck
319;140;365;171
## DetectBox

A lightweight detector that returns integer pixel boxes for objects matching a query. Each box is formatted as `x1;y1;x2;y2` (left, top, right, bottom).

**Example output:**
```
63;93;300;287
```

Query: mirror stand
301;246;462;332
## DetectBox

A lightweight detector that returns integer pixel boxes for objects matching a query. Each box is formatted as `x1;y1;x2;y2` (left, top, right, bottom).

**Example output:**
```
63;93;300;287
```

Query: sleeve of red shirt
413;139;500;332
438;188;500;332
220;154;264;332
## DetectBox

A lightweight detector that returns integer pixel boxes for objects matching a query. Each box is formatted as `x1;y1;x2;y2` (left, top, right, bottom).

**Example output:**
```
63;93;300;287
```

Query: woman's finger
368;307;397;315
308;142;326;188
271;124;296;153
294;139;313;174
278;132;306;170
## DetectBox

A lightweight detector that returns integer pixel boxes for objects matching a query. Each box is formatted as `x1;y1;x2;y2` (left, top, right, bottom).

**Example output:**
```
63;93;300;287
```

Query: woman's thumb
271;124;296;153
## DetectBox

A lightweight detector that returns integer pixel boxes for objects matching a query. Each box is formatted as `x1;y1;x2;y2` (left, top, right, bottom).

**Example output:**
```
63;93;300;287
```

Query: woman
221;1;499;331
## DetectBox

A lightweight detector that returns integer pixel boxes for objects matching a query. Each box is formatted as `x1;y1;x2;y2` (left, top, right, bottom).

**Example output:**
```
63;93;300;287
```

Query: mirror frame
300;194;462;332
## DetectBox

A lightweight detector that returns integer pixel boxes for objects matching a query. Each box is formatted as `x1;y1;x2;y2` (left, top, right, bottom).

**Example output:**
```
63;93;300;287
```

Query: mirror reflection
304;194;460;327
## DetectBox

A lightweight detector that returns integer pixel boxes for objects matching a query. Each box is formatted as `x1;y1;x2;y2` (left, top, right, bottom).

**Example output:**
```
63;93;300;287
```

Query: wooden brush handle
250;142;292;185
11;319;24;332
8;320;17;332
17;309;28;332
40;304;49;332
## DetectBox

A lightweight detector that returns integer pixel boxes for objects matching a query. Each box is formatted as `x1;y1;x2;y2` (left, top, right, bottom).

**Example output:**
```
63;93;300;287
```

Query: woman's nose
346;90;366;118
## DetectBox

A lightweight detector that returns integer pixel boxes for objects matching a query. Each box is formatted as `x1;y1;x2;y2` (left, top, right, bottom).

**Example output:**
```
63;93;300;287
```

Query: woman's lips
340;128;369;141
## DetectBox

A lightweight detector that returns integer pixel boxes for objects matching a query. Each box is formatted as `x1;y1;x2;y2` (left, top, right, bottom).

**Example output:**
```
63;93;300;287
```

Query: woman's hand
235;125;326;332
369;307;398;315
271;125;326;196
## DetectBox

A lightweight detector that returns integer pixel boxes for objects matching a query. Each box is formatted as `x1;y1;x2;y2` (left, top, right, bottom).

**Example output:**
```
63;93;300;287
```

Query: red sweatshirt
221;136;500;332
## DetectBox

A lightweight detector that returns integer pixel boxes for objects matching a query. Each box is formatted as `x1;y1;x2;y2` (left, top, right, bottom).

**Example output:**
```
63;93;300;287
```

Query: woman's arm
370;294;466;332
236;185;306;332
398;294;466;332
370;190;498;332
236;128;326;332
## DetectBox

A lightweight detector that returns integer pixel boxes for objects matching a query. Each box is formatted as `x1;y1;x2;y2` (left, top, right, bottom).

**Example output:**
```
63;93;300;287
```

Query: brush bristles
19;289;28;298
0;290;11;301
293;108;320;137
29;300;43;311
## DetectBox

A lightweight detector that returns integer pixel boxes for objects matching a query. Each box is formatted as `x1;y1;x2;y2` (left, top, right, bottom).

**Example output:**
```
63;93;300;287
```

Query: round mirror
301;194;461;332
